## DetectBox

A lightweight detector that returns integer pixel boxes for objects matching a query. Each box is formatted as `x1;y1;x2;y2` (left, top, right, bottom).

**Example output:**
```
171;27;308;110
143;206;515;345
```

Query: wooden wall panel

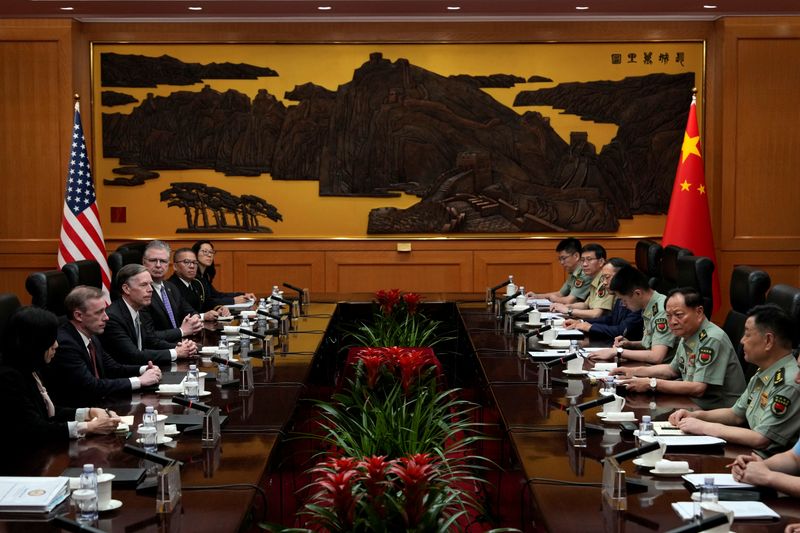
719;18;800;251
231;251;326;296
475;251;562;295
325;251;473;293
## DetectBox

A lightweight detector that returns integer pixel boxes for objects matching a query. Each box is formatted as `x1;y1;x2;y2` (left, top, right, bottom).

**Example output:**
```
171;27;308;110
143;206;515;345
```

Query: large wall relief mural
91;43;704;238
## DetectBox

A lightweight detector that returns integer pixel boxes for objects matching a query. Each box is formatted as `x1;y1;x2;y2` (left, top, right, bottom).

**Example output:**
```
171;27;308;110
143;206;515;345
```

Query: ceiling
2;0;800;21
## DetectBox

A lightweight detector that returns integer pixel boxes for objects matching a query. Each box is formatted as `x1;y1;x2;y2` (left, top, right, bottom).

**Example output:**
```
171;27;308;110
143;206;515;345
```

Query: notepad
672;501;779;520
682;473;755;489
652;421;685;436
657;436;726;447
0;477;70;513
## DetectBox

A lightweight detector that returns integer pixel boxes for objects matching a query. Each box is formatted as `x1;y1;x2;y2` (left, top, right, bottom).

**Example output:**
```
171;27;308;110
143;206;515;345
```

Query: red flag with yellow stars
662;95;719;312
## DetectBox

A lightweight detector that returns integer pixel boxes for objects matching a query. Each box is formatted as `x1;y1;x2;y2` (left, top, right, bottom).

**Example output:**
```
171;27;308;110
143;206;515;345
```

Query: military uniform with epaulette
559;266;593;302
584;273;615;312
732;353;800;457
669;318;746;410
640;290;678;362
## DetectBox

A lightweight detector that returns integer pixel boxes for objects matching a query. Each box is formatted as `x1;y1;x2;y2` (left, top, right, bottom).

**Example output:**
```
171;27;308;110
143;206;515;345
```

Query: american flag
57;102;111;302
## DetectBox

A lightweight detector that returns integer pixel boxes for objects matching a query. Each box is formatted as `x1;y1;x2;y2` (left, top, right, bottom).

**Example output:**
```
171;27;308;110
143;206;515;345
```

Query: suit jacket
144;280;196;343
197;269;241;307
0;366;75;452
586;299;644;344
100;298;174;367
169;273;214;313
42;321;141;407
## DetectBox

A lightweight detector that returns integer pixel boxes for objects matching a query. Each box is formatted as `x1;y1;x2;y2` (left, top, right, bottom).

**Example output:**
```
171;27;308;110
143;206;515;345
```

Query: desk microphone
498;292;521;318
510;305;536;319
576;394;616;412
664;513;729;533
609;440;661;464
171;395;215;412
210;355;245;369
490;278;513;292
536;325;552;338
123;443;178;467
256;308;287;319
238;327;279;340
544;352;580;367
268;294;292;306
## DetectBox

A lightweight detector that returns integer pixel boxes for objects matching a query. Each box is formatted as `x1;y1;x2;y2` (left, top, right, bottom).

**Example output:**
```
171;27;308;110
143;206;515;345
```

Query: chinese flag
661;95;720;312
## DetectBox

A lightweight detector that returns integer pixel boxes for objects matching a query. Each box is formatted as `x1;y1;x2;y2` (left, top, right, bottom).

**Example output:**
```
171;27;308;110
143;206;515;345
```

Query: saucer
651;468;693;476
544;339;571;348
164;429;181;436
563;369;588;376
601;414;637;423
200;346;218;354
99;499;123;512
632;458;657;468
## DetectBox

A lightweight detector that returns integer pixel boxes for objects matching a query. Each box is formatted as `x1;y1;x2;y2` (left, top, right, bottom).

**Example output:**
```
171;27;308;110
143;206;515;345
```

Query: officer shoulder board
699;329;707;341
774;367;785;387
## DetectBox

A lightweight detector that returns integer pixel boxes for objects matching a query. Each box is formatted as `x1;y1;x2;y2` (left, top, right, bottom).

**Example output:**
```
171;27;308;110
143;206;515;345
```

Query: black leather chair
0;293;21;345
62;259;103;289
677;254;715;316
108;248;144;300
722;266;771;379
25;270;71;317
116;242;147;263
766;284;800;347
653;245;692;295
635;239;663;289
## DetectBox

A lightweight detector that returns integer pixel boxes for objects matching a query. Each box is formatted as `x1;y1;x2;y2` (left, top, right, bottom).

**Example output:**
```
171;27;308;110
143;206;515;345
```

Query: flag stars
698;185;706;195
681;132;702;163
680;180;692;192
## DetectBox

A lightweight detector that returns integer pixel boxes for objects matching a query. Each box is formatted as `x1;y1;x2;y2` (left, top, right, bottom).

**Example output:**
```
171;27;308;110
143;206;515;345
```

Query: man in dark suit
101;264;198;367
44;286;162;407
141;240;203;343
168;247;226;317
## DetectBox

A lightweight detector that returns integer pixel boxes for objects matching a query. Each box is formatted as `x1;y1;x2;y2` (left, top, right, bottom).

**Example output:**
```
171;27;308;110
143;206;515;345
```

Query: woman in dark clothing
191;240;256;306
0;306;120;449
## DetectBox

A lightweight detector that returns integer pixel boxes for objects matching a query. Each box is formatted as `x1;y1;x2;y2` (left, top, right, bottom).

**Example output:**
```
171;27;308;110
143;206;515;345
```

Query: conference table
4;296;800;532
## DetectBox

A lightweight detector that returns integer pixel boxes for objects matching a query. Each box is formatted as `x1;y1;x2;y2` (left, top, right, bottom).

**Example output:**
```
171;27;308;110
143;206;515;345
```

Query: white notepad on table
672;501;779;520
682;473;755;489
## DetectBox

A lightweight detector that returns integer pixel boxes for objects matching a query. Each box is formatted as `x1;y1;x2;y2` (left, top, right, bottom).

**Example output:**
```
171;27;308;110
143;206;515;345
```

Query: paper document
682;473;755;489
657;436;725;447
672;501;779;520
652;421;685;436
0;477;70;512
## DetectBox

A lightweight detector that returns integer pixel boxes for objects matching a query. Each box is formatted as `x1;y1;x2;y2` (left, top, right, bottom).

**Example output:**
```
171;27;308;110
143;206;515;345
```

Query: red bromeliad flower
356;354;384;389
402;292;422;315
375;288;402;315
314;468;360;528
389;453;439;527
358;455;390;515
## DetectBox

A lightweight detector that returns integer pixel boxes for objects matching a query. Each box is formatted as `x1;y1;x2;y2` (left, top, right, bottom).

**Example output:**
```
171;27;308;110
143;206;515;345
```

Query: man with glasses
529;237;593;304
141;240;203;343
551;243;613;320
168;248;227;318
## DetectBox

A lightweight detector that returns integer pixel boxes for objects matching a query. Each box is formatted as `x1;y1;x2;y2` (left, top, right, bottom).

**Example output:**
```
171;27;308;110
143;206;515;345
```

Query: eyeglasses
557;254;573;263
175;260;199;267
580;256;599;263
198;249;216;256
143;258;169;265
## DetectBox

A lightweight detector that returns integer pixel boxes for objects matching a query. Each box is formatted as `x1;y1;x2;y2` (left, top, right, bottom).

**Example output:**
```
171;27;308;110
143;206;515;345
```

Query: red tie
88;340;99;378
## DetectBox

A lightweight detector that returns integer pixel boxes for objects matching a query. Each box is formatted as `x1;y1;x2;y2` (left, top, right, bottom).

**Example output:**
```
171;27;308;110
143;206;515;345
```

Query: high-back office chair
108;248;144;300
116;242;147;263
722;266;771;379
635;239;663;289
25;270;70;317
676;254;715;316
0;293;21;345
62;259;102;289
766;284;800;347
653;245;692;295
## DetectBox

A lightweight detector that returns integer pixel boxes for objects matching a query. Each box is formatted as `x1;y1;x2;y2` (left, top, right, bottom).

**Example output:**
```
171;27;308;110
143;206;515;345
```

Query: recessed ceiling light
703;4;717;8
59;6;74;10
447;6;461;10
318;5;332;10
188;6;202;10
575;6;589;10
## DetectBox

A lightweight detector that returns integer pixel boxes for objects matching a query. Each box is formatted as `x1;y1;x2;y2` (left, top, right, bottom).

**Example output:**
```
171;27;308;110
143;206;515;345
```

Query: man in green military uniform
551;243;614;320
611;288;745;409
669;304;800;456
529;237;593;304
590;265;677;364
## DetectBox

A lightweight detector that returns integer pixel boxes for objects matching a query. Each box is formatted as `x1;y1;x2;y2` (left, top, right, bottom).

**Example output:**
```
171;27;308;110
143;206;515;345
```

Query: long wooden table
0;303;336;532
461;301;800;532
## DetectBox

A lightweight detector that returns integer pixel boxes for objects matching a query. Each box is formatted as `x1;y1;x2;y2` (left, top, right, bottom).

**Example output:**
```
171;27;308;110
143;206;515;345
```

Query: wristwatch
567;308;573;317
649;378;657;391
616;346;624;358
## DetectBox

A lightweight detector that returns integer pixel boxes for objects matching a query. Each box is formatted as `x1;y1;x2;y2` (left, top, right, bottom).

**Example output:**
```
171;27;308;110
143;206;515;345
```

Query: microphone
171;395;214;412
489;278;512;292
544;352;580;367
238;328;265;339
609;440;661;464
256;308;287;319
283;282;304;295
53;516;108;533
268;294;292;306
575;394;616;412
210;355;244;369
510;305;536;320
664;513;729;533
498;292;521;317
123;443;178;467
536;324;553;338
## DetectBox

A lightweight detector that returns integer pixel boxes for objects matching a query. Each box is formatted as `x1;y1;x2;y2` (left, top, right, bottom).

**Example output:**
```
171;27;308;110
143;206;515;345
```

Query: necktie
134;314;143;350
87;339;100;378
32;372;55;418
160;284;177;328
